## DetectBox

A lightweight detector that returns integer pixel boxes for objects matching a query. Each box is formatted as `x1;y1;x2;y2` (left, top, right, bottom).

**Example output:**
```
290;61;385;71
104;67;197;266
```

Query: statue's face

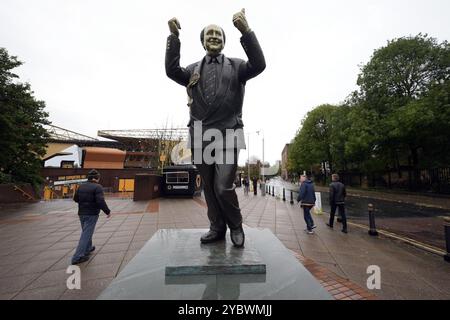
203;24;224;55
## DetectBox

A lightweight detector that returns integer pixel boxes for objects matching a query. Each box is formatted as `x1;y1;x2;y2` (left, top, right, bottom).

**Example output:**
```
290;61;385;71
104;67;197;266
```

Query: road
266;177;450;250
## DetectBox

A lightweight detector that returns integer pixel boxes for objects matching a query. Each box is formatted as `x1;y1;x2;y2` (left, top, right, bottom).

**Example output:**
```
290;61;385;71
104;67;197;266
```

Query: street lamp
256;130;265;183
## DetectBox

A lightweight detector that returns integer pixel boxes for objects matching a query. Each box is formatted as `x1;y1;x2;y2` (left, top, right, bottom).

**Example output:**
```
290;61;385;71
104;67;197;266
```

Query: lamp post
247;132;250;184
256;130;265;196
247;130;265;195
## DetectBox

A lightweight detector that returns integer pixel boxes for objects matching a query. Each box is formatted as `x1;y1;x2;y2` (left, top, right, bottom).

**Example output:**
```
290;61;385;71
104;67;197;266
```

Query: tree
0;48;50;186
288;34;449;191
356;34;450;177
288;104;340;177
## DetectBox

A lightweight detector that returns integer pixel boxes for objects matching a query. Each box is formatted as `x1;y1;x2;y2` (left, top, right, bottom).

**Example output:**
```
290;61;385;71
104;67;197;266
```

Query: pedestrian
252;177;258;195
71;169;111;265
243;176;249;195
297;174;317;234
327;173;348;233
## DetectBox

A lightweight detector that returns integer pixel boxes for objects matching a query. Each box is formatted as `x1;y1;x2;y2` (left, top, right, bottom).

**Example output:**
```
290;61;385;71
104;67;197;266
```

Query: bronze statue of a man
165;9;266;247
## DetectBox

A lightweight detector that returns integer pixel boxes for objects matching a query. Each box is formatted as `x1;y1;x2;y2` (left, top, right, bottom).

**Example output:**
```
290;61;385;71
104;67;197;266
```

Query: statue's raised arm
165;17;191;87
232;9;266;82
168;17;181;37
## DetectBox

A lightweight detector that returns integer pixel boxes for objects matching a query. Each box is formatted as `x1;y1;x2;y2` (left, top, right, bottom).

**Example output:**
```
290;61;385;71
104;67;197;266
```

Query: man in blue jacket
297;175;317;234
71;169;111;265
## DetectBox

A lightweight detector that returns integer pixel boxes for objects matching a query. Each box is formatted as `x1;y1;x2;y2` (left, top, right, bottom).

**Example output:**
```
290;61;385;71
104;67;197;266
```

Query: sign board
53;179;88;186
172;185;189;190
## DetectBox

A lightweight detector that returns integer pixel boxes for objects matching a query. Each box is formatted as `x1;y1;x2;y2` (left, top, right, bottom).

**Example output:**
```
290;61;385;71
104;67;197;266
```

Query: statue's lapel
189;58;209;111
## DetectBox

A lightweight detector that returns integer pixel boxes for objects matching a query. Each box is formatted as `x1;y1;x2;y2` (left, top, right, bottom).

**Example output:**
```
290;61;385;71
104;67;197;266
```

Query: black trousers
330;203;347;231
195;149;242;233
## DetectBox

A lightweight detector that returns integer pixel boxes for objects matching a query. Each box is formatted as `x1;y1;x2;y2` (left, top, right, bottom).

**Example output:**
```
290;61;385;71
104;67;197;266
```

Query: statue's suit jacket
165;31;266;150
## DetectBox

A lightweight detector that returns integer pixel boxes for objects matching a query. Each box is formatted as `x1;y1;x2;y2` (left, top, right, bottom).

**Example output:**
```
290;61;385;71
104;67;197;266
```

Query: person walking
71;169;111;265
243;176;249;195
327;173;348;233
252;177;258;195
297;174;317;234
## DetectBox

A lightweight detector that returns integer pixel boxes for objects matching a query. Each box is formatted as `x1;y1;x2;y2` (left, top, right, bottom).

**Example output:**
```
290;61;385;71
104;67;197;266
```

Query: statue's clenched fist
168;17;181;37
233;8;250;34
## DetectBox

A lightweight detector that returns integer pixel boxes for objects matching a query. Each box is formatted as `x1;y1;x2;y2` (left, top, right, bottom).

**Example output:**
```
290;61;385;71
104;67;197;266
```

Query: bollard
261;182;266;196
444;217;450;262
282;188;286;201
368;203;378;236
272;186;275;197
290;190;294;204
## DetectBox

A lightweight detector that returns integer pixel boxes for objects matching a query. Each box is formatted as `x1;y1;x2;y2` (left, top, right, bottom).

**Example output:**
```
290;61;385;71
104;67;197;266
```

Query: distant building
41;125;188;197
281;143;290;180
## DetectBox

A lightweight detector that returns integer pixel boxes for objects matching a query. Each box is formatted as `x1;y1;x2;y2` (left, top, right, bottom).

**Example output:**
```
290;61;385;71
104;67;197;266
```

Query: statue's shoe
230;227;245;248
200;230;226;244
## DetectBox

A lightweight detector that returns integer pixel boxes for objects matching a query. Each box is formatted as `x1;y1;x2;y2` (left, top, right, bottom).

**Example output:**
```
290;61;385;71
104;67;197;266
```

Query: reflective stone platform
98;228;333;300
165;230;266;276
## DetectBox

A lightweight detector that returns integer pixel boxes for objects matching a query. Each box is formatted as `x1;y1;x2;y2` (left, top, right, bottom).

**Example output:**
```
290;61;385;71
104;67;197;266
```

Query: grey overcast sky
1;0;449;166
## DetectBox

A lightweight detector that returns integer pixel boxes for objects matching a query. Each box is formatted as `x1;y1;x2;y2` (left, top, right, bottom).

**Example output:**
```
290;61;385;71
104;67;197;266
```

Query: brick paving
291;251;377;300
0;188;449;300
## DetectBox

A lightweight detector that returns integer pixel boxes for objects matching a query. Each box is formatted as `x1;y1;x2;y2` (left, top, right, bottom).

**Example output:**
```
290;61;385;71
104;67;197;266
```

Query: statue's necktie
204;63;217;105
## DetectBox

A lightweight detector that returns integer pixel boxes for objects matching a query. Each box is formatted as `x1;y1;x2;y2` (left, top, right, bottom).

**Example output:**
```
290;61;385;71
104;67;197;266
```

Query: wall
40;168;158;192
0;184;39;203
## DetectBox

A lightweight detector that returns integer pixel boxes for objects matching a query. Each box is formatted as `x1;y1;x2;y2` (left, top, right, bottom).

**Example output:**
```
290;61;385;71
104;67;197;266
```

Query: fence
312;167;450;194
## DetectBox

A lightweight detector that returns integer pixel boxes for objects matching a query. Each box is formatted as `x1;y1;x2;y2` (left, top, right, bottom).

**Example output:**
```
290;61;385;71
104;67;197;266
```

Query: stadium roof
97;128;188;141
46;124;98;142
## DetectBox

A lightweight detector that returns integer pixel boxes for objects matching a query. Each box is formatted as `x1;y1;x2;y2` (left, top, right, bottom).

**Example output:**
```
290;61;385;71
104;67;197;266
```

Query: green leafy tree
0;48;50;186
288;104;339;176
289;34;449;191
355;34;450;176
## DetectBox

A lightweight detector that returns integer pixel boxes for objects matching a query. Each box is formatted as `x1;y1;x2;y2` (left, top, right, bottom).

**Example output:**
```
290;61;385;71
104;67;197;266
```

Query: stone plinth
98;228;333;300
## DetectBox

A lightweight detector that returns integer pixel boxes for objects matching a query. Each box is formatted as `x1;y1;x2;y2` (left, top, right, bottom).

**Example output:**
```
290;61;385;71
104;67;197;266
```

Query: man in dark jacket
165;9;265;248
71;169;111;265
252;177;258;196
327;174;348;233
297;175;317;234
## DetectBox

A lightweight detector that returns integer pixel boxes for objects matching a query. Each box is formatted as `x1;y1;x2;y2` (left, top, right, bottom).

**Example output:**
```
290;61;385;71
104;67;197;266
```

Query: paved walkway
0;188;449;300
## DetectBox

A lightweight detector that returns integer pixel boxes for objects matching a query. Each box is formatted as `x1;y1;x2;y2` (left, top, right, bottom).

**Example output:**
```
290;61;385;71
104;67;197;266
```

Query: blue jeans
302;206;315;231
71;215;99;263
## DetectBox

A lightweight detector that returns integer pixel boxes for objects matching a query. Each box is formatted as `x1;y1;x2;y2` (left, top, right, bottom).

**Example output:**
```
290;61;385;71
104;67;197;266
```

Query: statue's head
200;24;225;56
